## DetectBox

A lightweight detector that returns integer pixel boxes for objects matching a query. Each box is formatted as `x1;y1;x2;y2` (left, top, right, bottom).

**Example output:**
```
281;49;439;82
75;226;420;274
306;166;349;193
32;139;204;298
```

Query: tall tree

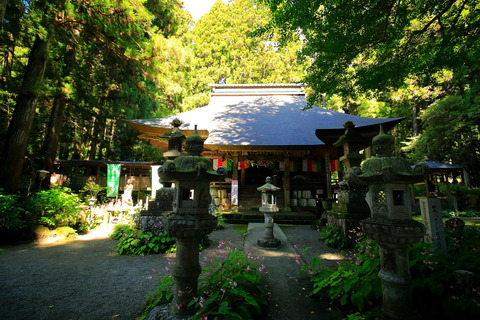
0;0;190;193
0;0;56;193
261;0;480;185
261;0;479;99
181;0;308;110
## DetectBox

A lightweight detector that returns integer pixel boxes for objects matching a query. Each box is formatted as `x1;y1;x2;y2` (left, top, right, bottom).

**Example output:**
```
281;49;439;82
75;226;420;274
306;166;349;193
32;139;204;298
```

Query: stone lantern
140;120;185;233
257;176;281;248
331;121;371;232
159;125;226;317
159;118;186;161
349;125;426;320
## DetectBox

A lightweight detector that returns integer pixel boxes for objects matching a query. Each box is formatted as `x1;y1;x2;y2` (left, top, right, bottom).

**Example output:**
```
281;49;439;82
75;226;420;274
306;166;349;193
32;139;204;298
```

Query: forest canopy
1;0;479;192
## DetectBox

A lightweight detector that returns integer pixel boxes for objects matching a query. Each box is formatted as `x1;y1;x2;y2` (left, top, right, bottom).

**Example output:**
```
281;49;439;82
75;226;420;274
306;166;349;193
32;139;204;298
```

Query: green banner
107;164;121;197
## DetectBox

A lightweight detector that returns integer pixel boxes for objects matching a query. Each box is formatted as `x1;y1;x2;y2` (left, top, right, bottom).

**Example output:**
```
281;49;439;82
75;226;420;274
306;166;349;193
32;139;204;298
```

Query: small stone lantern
349;125;427;320
257;176;281;248
159;125;226;317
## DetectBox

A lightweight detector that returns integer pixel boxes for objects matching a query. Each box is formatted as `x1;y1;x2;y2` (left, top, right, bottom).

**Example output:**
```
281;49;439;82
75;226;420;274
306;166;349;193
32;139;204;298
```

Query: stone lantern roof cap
257;176;281;192
162;126;227;180
158;118;185;140
349;126;426;184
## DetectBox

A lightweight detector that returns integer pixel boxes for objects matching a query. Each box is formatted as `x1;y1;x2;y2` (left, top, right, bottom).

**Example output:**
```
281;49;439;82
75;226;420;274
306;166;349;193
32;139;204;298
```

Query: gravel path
0;224;339;320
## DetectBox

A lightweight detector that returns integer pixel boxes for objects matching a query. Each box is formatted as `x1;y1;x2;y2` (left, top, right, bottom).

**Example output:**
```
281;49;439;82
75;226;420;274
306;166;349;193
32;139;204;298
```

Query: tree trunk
0;35;49;193
88;115;100;160
40;48;75;174
41;90;67;170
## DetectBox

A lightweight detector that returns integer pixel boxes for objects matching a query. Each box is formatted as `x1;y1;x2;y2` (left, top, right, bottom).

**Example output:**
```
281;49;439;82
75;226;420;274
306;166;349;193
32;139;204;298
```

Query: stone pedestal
257;213;281;248
363;218;424;319
139;187;174;233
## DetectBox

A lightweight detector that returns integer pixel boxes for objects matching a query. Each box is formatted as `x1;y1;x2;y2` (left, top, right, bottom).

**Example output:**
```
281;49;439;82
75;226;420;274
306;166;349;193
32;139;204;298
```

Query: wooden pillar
232;155;239;181
241;168;247;185
283;155;291;209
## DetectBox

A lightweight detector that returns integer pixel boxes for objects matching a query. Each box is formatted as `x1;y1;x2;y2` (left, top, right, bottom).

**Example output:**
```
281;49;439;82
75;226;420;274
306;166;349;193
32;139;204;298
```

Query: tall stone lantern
331;121;371;232
257;176;281;248
159;125;226;317
140;120;185;233
349;125;426;320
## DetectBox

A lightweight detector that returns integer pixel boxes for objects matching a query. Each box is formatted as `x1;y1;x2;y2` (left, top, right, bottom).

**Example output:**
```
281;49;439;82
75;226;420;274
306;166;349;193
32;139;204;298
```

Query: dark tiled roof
126;84;404;146
417;159;463;172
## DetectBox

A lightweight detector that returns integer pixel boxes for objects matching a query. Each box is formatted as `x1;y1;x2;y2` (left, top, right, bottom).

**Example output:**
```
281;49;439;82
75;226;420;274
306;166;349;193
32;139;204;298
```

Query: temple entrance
243;166;276;185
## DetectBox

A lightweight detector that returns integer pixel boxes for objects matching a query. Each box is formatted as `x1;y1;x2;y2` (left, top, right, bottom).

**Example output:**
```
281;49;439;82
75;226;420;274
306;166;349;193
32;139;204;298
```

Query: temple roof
416;159;463;173
125;84;404;149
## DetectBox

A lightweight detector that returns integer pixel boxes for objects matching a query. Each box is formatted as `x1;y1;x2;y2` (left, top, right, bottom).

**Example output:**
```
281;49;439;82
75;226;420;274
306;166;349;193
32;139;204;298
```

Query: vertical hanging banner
107;164;121;197
231;180;238;206
150;165;162;199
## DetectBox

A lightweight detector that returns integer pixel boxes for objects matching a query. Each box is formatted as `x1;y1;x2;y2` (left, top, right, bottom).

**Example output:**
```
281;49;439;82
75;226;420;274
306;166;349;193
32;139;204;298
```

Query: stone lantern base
257;237;281;248
257;212;281;248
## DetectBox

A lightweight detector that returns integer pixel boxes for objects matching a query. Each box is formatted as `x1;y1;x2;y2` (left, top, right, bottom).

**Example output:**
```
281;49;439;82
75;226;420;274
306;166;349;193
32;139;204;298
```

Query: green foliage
143;275;175;316
320;224;350;249
192;245;268;319
306;231;382;313
27;186;83;228
79;181;104;201
114;228;175;255
0;189;26;229
407;96;480;185
410;227;480;319
54;226;78;240
143;241;268;319
182;0;307;110
442;209;480;218
308;226;480;318
110;224;135;240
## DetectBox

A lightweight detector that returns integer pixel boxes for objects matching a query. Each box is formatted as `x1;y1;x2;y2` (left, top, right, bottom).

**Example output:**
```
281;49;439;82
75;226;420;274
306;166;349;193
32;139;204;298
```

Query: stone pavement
244;223;341;320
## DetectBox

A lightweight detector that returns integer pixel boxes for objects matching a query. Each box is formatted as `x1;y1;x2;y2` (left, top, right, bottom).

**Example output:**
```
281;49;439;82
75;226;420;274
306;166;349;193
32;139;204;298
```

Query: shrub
0;189;26;229
110;224;135;240
79;181;104;201
410;226;480;319
307;226;480;319
306;230;382;314
54;226;78;239
320;224;351;249
27;186;83;228
115;228;175;255
143;241;268;319
442;209;480;218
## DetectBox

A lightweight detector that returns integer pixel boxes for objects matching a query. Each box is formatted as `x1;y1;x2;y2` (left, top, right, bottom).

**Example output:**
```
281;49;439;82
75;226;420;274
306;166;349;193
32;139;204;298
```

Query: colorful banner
213;159;232;171
107;164;121;197
330;160;341;172
302;159;323;172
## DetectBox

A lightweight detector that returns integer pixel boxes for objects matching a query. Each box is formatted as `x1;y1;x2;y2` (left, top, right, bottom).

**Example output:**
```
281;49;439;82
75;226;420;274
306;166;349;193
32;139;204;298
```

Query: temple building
125;84;403;211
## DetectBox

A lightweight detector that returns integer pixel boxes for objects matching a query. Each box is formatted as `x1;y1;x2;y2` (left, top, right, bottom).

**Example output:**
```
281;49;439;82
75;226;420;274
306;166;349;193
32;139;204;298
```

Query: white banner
151;165;162;199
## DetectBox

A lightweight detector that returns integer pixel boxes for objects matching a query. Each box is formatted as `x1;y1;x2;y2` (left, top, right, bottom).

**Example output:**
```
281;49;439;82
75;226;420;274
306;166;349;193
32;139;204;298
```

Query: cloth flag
213;159;232;171
107;164;121;197
238;161;249;170
150;165;162;199
330;160;341;172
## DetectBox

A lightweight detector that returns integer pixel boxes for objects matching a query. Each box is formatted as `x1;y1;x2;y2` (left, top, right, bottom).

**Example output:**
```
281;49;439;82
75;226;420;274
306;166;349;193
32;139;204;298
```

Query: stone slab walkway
244;223;341;320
